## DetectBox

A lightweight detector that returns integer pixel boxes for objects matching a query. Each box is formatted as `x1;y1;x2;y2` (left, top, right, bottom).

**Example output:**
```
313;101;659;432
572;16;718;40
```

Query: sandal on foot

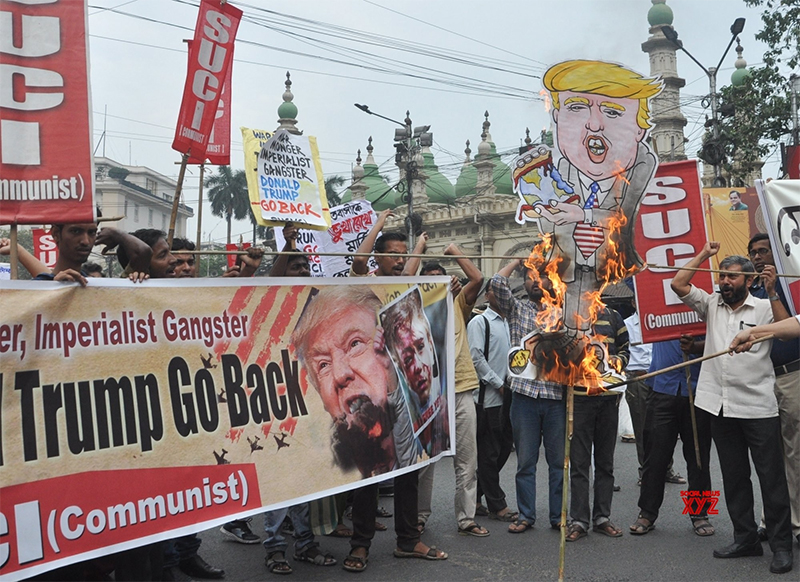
476;504;489;517
508;519;532;534
294;545;336;566
629;517;655;535
593;521;623;538
489;509;519;523
327;524;353;538
265;551;293;575
692;518;715;537
566;523;587;542
458;522;489;537
416;520;426;535
376;506;393;518
342;550;368;573
393;545;447;560
374;520;387;532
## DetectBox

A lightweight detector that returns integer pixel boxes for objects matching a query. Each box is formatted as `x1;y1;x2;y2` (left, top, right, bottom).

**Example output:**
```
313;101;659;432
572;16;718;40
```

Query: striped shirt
592;307;630;369
489;274;564;400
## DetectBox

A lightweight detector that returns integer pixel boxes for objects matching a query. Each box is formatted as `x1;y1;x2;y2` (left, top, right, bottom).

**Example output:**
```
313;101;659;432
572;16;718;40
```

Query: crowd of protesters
7;208;797;579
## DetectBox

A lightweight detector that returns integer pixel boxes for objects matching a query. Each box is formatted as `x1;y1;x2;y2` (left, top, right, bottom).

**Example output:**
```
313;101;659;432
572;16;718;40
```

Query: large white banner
755;179;800;314
275;200;379;277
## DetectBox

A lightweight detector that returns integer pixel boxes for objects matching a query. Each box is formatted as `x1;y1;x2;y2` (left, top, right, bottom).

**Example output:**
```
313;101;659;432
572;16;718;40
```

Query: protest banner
755;179;800;314
32;228;58;269
0;0;95;225
241;127;273;226
255;130;331;230
633;160;713;343
0;277;454;580
274;200;379;277
171;0;242;161
185;42;233;166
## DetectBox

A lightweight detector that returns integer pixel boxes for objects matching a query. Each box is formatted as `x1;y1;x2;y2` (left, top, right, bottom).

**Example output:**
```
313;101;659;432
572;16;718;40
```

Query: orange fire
539;89;552;113
523;209;634;393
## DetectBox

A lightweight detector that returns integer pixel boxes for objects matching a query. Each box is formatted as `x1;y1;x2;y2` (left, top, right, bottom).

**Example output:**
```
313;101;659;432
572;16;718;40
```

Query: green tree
324;175;346;207
205;166;250;244
716;0;799;180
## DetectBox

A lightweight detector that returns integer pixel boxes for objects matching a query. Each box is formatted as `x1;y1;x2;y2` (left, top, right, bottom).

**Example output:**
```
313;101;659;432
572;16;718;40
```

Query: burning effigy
512;60;663;394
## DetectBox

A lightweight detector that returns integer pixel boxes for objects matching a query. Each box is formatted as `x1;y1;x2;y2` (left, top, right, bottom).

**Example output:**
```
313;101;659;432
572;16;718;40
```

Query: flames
540;89;552;113
523;202;636;394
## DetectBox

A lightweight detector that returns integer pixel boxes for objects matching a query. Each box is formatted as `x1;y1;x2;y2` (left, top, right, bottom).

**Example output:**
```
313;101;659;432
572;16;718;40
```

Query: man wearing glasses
746;233;800;548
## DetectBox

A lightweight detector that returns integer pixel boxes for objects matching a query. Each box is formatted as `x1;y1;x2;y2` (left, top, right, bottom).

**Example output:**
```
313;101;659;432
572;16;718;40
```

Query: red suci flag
0;0;95;225
172;0;242;161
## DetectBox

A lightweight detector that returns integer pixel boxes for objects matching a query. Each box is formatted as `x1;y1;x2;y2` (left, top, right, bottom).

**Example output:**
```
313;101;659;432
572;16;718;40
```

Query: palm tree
324;175;346;207
205;166;250;244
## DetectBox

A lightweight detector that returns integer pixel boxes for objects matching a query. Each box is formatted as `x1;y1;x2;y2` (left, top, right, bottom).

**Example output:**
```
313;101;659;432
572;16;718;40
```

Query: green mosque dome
648;0;674;27
421;149;455;204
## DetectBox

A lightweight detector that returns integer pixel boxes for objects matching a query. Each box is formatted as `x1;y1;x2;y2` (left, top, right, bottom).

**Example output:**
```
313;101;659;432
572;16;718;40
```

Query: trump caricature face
553;91;645;181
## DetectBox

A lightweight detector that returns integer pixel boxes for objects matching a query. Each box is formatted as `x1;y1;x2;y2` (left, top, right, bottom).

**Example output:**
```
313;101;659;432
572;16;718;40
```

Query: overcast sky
86;0;779;244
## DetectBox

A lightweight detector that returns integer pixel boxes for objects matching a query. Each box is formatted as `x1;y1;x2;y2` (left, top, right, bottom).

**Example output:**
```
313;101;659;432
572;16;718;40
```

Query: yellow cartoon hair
543;60;663;129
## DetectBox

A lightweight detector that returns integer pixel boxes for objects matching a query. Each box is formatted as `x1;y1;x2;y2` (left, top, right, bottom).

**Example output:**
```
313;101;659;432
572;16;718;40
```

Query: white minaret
641;0;687;161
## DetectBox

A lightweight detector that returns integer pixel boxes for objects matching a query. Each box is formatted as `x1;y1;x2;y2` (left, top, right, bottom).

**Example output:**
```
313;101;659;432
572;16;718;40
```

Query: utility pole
663;17;745;187
355;104;432;248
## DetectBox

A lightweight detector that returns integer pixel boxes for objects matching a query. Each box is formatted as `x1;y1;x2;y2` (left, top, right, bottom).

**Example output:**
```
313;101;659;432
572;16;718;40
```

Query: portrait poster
274;200;379;277
0;277;454;580
379;287;450;457
755;179;800;314
703;186;761;270
255;130;331;231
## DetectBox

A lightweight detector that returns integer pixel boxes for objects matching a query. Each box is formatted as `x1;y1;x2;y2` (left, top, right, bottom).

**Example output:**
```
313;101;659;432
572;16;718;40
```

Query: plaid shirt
489;274;564;400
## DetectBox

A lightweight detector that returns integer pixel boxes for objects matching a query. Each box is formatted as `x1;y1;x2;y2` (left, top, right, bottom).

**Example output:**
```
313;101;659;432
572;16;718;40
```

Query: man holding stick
671;241;793;574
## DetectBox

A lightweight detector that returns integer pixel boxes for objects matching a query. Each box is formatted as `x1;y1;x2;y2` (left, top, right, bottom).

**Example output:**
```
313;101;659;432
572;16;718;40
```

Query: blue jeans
510;391;565;526
263;504;315;555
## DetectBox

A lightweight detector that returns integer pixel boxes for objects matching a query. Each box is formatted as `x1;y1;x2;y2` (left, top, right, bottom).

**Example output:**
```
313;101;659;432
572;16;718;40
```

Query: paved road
189;438;795;581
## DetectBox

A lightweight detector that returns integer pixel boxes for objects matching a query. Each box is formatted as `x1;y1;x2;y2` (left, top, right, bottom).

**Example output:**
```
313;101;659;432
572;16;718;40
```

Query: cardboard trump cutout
512;60;662;388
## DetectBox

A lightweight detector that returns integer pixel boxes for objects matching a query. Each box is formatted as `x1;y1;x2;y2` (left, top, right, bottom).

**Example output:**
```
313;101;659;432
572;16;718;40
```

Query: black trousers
569;395;619;528
637;391;712;523
351;469;419;553
711;413;793;552
476;398;513;513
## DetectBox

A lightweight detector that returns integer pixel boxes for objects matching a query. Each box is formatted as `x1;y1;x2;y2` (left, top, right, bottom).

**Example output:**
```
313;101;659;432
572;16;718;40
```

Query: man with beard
291;285;440;572
489;259;566;534
745;233;800;546
672;241;793;574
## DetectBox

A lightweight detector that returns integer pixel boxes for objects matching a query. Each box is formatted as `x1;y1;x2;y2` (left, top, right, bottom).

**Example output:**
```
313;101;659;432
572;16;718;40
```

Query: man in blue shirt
629;338;713;537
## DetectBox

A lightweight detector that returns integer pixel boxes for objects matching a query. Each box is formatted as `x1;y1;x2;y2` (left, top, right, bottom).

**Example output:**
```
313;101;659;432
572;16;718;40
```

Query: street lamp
354;104;432;247
662;17;745;187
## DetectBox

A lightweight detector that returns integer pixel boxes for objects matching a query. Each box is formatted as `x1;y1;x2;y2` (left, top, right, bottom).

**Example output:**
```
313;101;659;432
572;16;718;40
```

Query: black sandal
342;550;368;573
265;551;293;575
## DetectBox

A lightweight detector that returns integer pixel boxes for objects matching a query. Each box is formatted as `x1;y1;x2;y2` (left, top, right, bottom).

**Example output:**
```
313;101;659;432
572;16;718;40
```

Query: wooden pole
195;163;205;251
558;385;574;582
9;223;19;280
683;353;702;469
167;153;190;248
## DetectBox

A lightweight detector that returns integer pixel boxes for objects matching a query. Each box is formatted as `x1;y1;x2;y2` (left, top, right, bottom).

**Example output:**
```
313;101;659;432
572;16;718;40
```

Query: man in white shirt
671;242;792;575
468;287;517;522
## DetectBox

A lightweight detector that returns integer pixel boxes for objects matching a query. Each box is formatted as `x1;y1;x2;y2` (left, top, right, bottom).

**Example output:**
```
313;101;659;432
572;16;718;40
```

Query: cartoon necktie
573;182;604;259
